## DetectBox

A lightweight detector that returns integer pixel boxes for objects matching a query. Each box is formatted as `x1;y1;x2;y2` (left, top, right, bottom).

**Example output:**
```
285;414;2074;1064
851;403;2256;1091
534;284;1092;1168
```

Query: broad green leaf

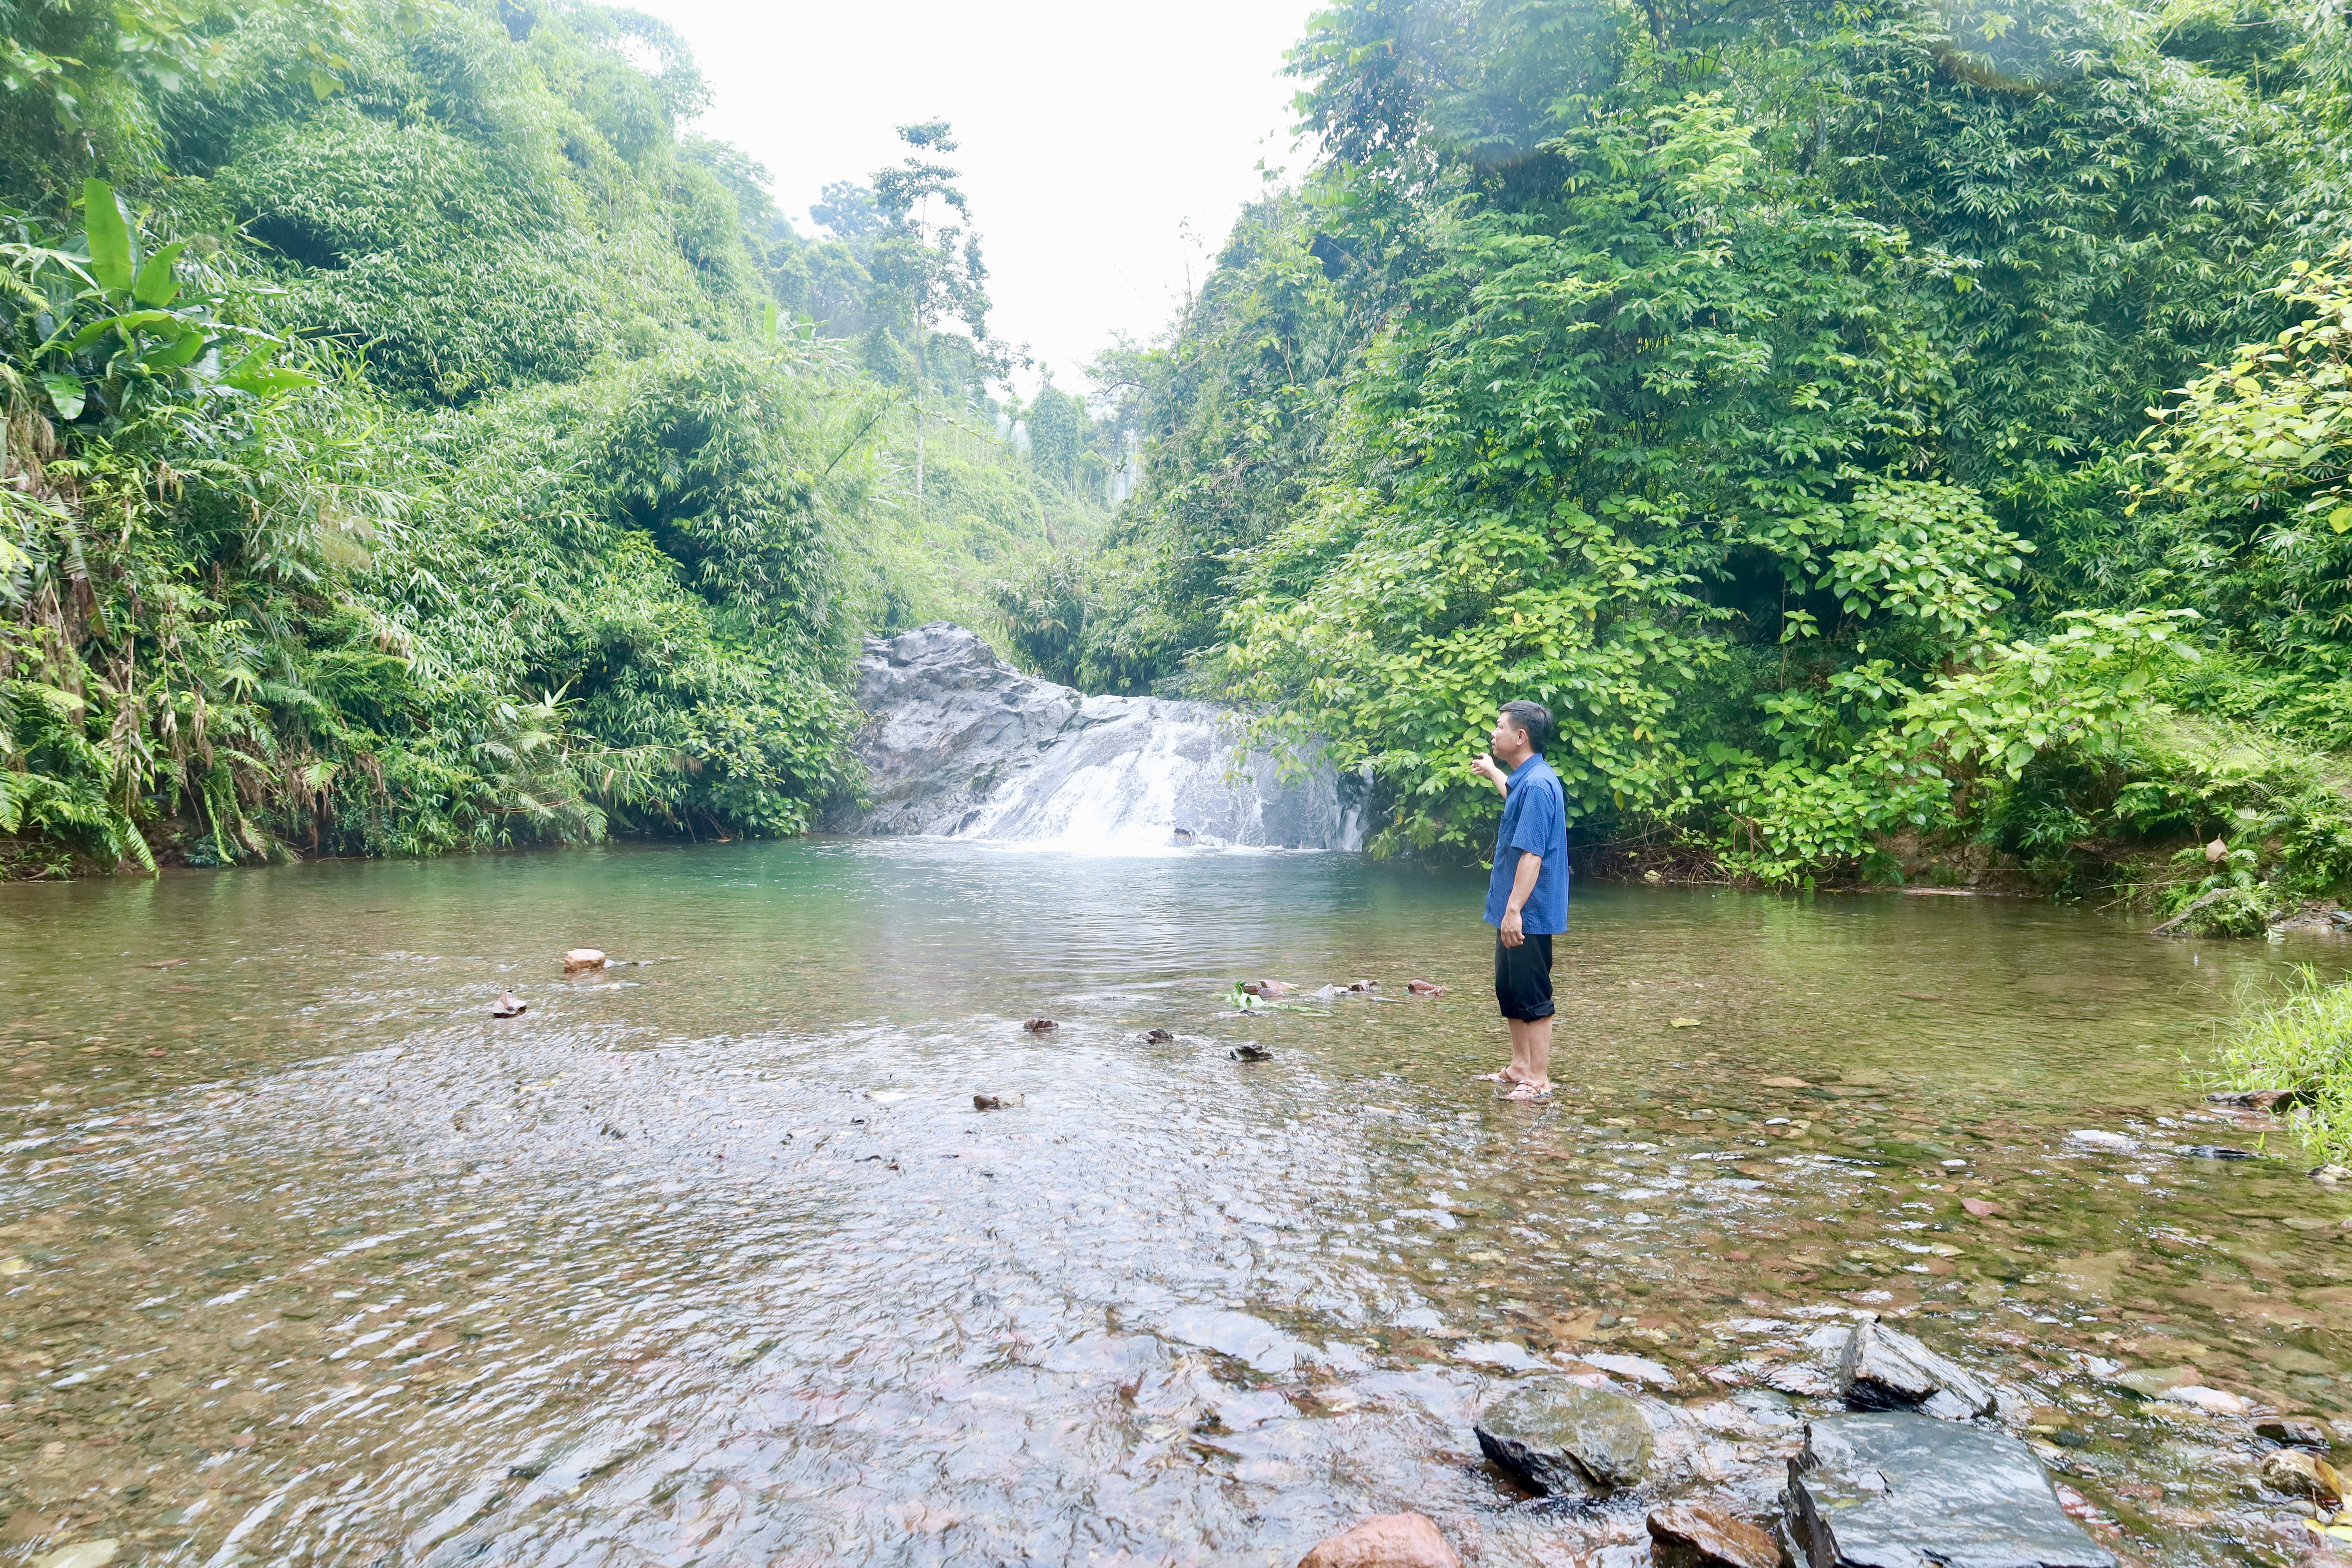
40;371;84;419
132;240;186;306
64;309;176;354
2331;507;2352;534
146;324;210;368
81;178;136;292
224;356;320;396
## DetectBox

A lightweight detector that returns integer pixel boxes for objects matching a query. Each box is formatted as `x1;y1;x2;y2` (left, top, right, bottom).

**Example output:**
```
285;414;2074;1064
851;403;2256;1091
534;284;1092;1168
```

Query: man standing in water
1469;701;1568;1100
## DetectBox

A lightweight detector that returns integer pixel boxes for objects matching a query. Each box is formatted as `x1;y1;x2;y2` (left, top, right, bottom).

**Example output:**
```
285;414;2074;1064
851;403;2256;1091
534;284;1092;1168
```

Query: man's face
1490;711;1529;759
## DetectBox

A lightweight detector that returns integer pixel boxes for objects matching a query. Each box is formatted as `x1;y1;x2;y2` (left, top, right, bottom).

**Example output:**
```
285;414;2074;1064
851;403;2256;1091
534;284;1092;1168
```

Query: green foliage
0;0;1069;875
2213;967;2352;1164
1088;0;2352;896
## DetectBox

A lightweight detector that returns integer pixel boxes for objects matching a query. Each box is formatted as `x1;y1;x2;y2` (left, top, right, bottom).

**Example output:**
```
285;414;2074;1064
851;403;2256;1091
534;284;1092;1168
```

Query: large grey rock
1474;1381;1655;1496
1837;1315;1997;1420
1784;1412;2116;1568
838;623;1361;848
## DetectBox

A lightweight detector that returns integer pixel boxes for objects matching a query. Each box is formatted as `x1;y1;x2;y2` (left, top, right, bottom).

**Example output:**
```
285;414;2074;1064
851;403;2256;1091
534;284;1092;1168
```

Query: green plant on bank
2213;966;2352;1165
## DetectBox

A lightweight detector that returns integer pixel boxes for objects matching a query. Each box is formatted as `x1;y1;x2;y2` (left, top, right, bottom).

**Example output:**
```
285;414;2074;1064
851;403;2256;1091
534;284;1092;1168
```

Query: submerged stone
972;1092;1024;1110
1162;1307;1298;1373
1785;1412;2116;1568
1837;1315;1996;1420
561;948;606;974
1473;1381;1654;1496
2257;1418;2334;1448
2261;1447;2345;1502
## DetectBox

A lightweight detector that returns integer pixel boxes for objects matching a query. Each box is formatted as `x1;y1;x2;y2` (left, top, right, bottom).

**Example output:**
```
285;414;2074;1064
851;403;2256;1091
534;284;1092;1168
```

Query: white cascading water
847;624;1370;854
951;697;1364;854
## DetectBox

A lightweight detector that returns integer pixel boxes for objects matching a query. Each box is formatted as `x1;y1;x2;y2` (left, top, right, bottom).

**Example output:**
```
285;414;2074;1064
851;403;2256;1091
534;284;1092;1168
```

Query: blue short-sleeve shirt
1484;754;1570;934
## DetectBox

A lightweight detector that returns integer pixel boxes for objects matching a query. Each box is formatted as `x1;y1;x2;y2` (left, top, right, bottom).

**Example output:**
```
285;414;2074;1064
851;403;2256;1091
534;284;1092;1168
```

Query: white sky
631;0;1320;400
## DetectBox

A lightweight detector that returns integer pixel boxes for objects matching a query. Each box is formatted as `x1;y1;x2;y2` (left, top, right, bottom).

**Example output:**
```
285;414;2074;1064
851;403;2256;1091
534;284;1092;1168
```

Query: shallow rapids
1;841;2347;1566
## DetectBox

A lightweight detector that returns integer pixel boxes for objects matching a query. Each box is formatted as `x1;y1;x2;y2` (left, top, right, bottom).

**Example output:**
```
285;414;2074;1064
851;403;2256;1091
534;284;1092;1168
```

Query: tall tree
868;118;1001;507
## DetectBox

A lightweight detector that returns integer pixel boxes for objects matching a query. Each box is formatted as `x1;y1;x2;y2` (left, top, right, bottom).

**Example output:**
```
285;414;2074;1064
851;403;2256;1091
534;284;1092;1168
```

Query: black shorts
1494;932;1554;1021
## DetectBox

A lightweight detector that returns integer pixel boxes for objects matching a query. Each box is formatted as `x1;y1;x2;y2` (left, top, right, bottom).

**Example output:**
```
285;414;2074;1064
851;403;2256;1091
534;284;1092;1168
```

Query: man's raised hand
1471;752;1508;793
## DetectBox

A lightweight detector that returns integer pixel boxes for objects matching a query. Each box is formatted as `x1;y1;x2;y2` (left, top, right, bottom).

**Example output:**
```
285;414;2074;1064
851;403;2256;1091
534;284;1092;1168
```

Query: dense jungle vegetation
13;0;2352;921
0;0;1127;874
995;0;2352;922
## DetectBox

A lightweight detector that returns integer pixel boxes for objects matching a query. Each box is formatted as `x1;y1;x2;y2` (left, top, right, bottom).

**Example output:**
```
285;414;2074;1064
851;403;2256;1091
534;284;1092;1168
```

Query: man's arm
1498;851;1541;946
1471;753;1509;796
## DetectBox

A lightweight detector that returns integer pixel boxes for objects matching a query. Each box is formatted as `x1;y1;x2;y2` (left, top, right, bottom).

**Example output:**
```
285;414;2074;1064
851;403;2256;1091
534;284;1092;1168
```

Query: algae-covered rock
1473;1381;1653;1496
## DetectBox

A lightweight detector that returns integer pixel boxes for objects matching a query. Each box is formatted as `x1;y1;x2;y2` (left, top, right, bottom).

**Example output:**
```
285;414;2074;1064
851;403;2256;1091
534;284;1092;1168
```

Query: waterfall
844;624;1369;853
951;697;1359;853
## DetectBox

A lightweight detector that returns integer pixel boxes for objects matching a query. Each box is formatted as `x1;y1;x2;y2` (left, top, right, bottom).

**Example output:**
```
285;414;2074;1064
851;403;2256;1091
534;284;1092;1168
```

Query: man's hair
1499;699;1553;751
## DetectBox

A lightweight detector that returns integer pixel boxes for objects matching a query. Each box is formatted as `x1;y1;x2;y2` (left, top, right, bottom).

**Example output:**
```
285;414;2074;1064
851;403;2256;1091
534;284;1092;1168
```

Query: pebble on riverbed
1228;1043;1273;1062
561;948;606;974
490;991;527;1018
1021;1018;1058;1033
973;1092;1024;1110
2260;1448;2345;1504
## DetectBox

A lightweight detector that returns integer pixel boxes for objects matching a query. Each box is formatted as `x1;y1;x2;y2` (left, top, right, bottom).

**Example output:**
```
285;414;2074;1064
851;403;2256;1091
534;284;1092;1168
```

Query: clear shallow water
1;841;2349;1567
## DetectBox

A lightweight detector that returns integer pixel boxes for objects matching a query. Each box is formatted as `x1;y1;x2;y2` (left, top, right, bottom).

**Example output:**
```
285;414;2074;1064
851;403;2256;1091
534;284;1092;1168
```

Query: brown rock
1295;1513;1462;1568
1960;1196;2002;1218
1647;1502;1781;1568
2262;1447;2344;1504
1407;980;1448;996
1242;980;1293;998
1759;1076;1810;1089
562;948;607;974
1021;1018;1058;1033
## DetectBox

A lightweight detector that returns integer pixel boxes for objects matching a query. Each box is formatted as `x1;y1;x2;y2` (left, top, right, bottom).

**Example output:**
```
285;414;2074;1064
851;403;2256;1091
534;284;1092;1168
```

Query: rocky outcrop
838;623;1362;849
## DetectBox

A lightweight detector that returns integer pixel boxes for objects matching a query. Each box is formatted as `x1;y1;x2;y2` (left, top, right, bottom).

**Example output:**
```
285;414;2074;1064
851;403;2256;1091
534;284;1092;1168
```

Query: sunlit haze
632;0;1320;399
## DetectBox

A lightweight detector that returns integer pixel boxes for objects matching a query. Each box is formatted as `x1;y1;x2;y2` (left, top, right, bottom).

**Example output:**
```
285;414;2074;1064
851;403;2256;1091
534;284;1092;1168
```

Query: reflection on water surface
1;840;2348;1566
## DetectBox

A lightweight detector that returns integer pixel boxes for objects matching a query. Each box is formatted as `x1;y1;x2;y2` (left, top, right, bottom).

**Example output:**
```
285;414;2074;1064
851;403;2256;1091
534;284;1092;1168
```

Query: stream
1;839;2348;1567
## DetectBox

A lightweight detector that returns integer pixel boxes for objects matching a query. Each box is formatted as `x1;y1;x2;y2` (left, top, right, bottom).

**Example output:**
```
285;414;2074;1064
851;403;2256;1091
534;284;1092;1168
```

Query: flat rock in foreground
1785;1412;2117;1568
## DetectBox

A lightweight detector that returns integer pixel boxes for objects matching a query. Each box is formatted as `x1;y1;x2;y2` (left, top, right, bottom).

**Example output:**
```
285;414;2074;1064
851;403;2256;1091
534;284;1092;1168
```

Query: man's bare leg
1524;1015;1552;1087
1502;1016;1553;1098
1478;1018;1533;1082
